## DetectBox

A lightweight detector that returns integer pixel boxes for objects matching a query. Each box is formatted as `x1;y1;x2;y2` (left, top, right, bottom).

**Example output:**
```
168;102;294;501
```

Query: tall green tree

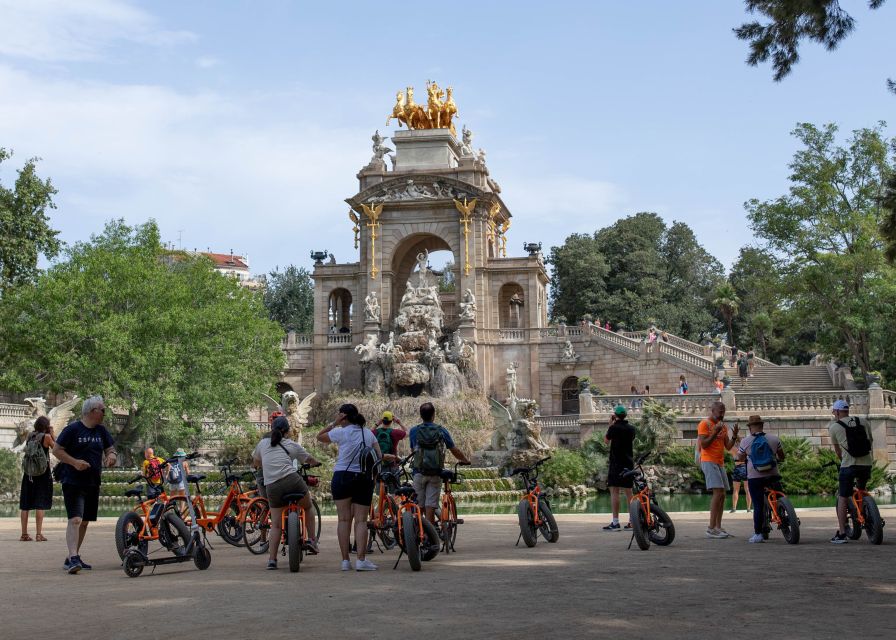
712;281;740;346
0;219;285;454
547;233;608;323
734;0;893;93
745;122;896;379
0;149;60;294
881;172;896;262
263;265;315;332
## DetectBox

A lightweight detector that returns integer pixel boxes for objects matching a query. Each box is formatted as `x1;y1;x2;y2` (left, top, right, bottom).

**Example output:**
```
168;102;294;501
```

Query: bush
0;448;20;494
539;449;592;488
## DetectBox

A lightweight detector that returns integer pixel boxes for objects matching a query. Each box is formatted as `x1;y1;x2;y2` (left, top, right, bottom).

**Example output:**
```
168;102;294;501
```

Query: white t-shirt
329;425;374;473
253;438;310;485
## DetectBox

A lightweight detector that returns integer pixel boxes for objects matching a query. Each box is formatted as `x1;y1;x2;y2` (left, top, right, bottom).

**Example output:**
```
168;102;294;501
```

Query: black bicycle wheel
846;501;863;540
193;543;212;570
777;496;800;545
421;517;440;561
122;549;145;578
287;510;302;572
647;504;675;546
538;501;560;543
164;496;193;526
863;496;884;545
115;512;148;560
242;498;270;555
377;496;399;550
517;500;538;548
311;498;322;542
216;501;243;546
159;511;190;556
402;510;422;571
628;499;650;550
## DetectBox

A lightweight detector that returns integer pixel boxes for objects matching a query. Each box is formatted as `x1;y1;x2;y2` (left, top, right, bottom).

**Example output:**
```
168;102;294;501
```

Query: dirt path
1;509;894;639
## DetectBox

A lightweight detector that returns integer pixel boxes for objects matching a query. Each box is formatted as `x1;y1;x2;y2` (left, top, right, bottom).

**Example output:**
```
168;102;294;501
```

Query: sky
0;0;893;277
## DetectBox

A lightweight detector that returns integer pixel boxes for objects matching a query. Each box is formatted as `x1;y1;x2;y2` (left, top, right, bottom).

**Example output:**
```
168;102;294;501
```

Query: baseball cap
831;399;849;411
382;411;394;421
613;405;627;417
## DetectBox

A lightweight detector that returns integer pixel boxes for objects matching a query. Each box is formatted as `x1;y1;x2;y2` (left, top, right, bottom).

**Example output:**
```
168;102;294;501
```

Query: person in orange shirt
698;401;738;538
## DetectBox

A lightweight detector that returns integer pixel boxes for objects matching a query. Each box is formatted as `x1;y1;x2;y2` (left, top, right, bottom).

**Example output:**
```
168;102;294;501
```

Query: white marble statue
370;130;393;164
459;287;477;321
460;125;474;157
330;365;342;391
354;333;381;363
561;340;579;362
476;148;487;164
364;291;381;323
506;362;518;400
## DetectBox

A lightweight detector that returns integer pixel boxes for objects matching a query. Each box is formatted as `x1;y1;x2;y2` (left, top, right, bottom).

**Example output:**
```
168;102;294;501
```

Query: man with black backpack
828;399;874;544
736;414;785;543
409;402;470;524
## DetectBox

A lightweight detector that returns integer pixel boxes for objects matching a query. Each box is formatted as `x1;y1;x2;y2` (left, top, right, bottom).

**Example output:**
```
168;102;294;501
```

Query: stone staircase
723;365;836;392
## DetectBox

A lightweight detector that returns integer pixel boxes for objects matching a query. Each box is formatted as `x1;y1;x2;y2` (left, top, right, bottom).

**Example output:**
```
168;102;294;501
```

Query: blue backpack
749;433;775;472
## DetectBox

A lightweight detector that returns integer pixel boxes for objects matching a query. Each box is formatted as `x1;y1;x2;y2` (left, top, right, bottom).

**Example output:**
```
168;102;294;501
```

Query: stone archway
561;375;579;415
390;233;457;324
328;288;353;332
499;282;526;328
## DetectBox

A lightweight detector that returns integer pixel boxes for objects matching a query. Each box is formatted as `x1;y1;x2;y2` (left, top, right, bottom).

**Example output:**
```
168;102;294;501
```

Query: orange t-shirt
697;418;727;464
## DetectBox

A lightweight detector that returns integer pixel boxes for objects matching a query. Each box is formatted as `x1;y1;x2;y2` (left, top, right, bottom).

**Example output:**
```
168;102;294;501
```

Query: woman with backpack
317;404;384;571
19;416;55;542
165;448;190;497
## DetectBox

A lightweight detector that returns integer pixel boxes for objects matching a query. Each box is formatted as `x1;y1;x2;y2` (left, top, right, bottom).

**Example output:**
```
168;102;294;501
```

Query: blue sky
0;0;893;276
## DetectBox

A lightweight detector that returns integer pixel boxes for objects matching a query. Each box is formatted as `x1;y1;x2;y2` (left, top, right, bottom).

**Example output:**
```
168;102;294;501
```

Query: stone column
867;383;889;465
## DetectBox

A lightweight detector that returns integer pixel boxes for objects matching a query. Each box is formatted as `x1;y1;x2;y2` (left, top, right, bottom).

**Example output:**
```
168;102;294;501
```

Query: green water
5;493;894;519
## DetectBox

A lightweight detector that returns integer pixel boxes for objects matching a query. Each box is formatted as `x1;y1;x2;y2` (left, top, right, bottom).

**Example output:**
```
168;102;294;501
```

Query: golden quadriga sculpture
387;81;458;137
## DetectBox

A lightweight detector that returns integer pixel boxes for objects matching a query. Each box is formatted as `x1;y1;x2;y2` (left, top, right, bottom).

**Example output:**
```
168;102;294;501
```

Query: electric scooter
122;451;212;577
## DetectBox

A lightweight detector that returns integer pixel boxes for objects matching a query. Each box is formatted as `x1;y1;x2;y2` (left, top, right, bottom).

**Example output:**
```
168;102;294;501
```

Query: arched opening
390;234;458;325
275;382;294;395
561;376;579;415
328;288;353;333
499;282;526;328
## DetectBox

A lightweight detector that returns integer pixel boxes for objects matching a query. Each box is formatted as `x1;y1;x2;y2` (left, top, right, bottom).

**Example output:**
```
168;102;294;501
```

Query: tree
547;233;608;323
0;149;60;294
263;265;314;332
712;281;740;346
881;172;896;262
0;219;285;454
734;1;893;93
745;122;896;380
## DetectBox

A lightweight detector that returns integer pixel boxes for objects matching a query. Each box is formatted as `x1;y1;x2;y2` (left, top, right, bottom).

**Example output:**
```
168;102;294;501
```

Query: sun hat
613;405;627;417
174;447;186;457
382;411;394;421
747;414;764;427
831;399;849;411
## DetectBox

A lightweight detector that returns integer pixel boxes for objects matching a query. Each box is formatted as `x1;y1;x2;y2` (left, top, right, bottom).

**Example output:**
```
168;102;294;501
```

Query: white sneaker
706;529;728;539
340;560;351;571
355;558;378;571
718;529;733;538
748;534;765;543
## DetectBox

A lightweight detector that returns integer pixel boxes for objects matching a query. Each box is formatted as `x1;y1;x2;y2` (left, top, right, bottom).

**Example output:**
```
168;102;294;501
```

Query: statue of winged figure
12;396;80;450
261;390;316;444
361;202;383;224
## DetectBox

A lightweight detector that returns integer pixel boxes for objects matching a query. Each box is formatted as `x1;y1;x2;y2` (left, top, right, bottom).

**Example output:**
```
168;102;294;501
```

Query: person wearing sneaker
602;406;636;532
52;396;117;574
697;401;737;539
252;416;321;570
318;404;384;571
828;399;874;544
736;414;785;544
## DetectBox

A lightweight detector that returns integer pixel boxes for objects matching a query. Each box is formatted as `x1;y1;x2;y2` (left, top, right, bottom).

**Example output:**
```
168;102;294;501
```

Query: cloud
195;56;219;69
0;0;195;62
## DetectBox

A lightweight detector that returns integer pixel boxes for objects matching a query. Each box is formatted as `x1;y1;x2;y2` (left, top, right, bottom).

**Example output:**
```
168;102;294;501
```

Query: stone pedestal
391;129;461;171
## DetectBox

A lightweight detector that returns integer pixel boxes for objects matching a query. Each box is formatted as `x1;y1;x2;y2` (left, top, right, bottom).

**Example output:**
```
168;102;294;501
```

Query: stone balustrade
282;332;313;349
734;391;868;415
883;390;896;411
0;402;31;418
498;328;526;341
327;334;353;345
586;324;641;356
657;341;715;374
588;393;719;417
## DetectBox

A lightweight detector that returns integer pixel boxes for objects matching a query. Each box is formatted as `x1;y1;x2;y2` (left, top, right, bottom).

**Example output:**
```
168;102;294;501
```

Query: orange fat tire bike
624;453;675;551
435;462;468;553
510;456;559;547
386;454;440;571
759;484;800;544
115;471;190;560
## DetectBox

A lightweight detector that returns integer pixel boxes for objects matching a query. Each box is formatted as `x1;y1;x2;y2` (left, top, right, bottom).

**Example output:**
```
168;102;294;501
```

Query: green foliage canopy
263;264;314;333
0;219;286;452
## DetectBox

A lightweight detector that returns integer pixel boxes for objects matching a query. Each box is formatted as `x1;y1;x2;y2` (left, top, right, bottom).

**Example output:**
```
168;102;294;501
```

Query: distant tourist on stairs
677;375;688;395
737;355;749;387
747;349;756;377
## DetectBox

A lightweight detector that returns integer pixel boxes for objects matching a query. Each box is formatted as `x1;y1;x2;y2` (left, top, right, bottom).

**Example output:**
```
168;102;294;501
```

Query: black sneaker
77;558;92;570
602;522;621;531
266;559;278;570
830;532;848;544
66;556;82;574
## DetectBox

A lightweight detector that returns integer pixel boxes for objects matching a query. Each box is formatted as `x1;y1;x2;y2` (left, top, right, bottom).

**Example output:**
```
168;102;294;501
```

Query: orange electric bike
510;456;559;547
367;461;400;551
624;453;675;551
823;461;885;544
115;470;190;560
388;453;440;571
435;461;469;553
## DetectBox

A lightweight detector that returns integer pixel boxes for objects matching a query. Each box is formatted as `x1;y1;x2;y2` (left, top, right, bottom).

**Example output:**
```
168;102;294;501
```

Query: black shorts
62;484;100;521
331;470;374;506
607;465;634;489
838;465;872;498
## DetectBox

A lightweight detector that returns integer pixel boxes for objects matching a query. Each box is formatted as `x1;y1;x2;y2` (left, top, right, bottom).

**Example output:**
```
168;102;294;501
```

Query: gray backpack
23;432;49;478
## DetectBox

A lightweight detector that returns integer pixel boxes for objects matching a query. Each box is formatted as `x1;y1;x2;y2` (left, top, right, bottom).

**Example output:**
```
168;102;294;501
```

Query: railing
327;334;353;345
721;344;776;367
536;414;580;429
539;327;561;338
565;326;584;336
283;332;313;348
883;390;896;412
657;341;715;374
586;324;641;355
0;402;32;418
498;329;526;341
726;391;869;415
587;393;719;418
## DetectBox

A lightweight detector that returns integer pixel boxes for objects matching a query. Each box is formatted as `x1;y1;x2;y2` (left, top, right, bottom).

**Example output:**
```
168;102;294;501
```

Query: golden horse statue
386;82;458;135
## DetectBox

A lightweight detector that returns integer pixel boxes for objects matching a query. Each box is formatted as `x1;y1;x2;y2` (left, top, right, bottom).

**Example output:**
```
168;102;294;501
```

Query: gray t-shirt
253;438;310;485
738;432;784;479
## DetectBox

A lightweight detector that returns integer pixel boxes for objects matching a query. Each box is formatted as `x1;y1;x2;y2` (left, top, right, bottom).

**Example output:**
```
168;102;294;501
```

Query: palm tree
713;282;740;347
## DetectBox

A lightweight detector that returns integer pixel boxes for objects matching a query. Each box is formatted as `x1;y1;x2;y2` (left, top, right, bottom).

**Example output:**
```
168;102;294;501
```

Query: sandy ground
1;508;895;639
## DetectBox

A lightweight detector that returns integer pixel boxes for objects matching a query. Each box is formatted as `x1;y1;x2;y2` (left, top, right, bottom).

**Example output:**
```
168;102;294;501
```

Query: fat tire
115;511;148;560
628;499;650;551
242;498;270;555
122;549;145;577
287;510;302;572
538;501;560;543
217;501;243;546
402;510;422;571
777;496;800;545
421;517;440;561
517;500;538;548
647;504;675;546
160;511;191;556
845;501;863;540
193;544;212;570
863;496;884;545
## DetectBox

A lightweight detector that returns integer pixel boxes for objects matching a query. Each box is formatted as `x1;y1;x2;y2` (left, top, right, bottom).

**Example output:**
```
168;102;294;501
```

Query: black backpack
413;423;446;476
351;427;380;479
838;418;872;458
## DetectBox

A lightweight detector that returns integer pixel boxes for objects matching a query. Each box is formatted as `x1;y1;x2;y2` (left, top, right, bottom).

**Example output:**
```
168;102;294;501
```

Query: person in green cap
602;405;637;531
166;448;189;497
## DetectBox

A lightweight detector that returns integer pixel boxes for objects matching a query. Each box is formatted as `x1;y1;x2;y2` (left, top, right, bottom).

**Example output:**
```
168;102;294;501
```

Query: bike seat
282;492;306;503
394;486;415;499
187;474;206;483
124;488;143;498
